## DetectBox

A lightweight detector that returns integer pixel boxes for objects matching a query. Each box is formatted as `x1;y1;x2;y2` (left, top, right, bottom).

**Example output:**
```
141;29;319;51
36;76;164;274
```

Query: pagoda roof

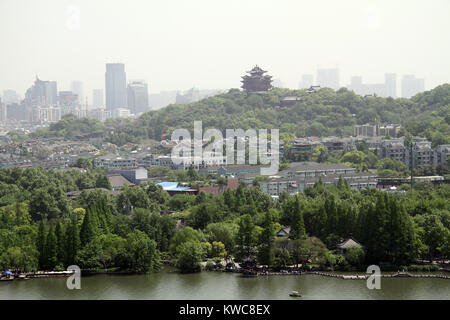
246;65;267;74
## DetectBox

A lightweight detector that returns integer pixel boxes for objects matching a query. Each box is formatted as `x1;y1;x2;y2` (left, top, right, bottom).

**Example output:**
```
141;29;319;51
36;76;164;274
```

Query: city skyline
1;0;450;97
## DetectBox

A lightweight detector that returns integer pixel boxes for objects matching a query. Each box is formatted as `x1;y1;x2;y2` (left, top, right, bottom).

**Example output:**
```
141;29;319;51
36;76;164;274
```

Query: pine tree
80;207;99;246
257;210;276;266
65;214;80;265
37;219;46;269
55;221;65;265
45;225;58;270
290;197;306;240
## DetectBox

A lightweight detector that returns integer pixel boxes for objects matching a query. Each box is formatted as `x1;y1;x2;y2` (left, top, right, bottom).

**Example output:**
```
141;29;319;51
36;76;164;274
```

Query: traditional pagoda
241;65;273;92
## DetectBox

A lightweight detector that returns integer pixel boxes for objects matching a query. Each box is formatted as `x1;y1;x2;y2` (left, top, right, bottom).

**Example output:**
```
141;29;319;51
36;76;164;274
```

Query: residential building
434;145;450;167
379;138;406;163
281;162;357;179
93;154;137;169
107;167;148;184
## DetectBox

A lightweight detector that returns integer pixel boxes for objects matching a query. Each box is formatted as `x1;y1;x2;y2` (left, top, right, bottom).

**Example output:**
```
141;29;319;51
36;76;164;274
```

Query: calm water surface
1;268;449;300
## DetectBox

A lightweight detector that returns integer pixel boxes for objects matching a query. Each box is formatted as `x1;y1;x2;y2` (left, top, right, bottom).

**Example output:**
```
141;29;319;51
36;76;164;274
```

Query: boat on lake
289;290;301;297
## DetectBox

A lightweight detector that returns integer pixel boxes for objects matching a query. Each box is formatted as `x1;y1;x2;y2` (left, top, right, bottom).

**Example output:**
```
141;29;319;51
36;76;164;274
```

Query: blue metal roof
157;182;192;191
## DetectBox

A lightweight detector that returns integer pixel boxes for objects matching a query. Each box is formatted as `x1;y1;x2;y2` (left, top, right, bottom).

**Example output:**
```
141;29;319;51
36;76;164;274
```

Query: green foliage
345;246;365;267
175;240;205;272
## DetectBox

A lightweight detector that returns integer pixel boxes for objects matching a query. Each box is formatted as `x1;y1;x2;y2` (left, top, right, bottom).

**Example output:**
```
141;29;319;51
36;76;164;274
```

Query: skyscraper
92;89;104;108
127;80;148;114
384;73;397;98
2;90;19;104
25;76;58;106
299;74;313;89
316;68;340;90
105;63;127;111
0;98;6;122
71;81;84;105
401;75;425;98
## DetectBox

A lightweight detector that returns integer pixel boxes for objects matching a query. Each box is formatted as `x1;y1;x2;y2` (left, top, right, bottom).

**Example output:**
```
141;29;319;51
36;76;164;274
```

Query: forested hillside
30;84;450;147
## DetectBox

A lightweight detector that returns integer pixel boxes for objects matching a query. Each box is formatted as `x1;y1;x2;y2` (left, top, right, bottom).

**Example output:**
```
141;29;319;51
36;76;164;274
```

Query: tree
210;241;227;258
169;227;206;254
237;214;256;257
289;197;306;240
55;221;65;265
345;246;365;267
0;246;38;272
44;225;58;270
311;145;328;162
205;222;238;253
116;186;153;214
422;214;447;261
65;214;80;266
175;240;205;272
37;220;46;268
257;210;276;266
80;207;99;247
124;230;161;273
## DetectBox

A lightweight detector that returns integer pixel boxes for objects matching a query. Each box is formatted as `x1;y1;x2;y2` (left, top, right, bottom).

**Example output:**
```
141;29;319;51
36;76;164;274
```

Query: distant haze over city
1;0;450;97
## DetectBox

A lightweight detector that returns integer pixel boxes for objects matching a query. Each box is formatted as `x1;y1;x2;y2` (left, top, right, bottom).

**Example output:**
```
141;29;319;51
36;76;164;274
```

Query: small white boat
289;290;301;297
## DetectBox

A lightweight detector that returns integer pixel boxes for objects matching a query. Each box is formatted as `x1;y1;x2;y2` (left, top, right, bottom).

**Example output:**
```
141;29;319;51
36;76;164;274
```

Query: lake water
1;268;449;300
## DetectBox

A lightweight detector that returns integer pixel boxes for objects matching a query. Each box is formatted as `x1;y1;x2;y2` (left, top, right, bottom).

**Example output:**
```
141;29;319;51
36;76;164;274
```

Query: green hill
32;85;450;147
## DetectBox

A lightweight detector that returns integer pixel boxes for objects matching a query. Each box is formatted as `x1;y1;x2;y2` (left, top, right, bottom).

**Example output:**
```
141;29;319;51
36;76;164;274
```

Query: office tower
401;75;425;98
316;68;340;90
105;63;127;111
2;90;19;104
25;76;58;106
299;74;313;89
127;80;148;114
93;89;104;108
384;73;397;98
71;81;84;104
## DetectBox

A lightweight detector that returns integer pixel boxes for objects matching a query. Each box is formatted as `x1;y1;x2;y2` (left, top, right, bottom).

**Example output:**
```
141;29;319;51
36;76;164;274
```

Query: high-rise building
0;98;6;122
348;74;397;98
92;89;104;108
58;91;79;107
401;75;425;98
127;80;148;114
384;73;397;98
2;90;19;104
25;76;58;107
105;63;127;111
71;81;84;104
316;68;340;90
299;74;313;89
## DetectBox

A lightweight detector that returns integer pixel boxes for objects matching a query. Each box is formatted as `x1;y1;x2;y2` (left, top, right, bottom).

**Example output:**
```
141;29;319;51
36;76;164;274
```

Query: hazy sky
1;0;449;99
